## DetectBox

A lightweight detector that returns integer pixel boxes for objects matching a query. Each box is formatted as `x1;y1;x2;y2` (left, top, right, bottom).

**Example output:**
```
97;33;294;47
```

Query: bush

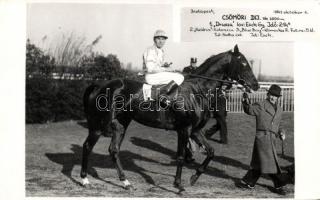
26;78;56;123
26;78;89;123
52;80;88;121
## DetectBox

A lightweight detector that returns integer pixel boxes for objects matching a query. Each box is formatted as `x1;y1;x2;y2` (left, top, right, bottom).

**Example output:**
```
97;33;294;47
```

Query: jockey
142;30;184;100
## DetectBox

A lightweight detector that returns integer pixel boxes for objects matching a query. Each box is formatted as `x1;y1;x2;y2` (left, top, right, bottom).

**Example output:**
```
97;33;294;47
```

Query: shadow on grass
45;144;178;194
76;121;113;137
129;136;249;184
130;136;249;170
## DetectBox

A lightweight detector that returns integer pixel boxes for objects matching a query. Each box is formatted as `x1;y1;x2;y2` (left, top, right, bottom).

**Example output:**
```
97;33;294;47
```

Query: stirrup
159;98;171;106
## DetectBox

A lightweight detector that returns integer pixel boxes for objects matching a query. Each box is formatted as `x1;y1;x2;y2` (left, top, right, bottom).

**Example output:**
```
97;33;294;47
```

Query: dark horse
80;45;259;191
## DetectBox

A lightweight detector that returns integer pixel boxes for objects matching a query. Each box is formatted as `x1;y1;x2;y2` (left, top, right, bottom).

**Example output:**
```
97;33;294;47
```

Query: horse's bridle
235;75;253;92
184;73;252;92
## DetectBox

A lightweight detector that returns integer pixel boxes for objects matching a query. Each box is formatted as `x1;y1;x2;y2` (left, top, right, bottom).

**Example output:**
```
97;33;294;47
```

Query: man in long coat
239;84;288;195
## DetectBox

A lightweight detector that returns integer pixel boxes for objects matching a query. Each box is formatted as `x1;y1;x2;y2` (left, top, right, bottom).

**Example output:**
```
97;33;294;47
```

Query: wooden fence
226;82;294;113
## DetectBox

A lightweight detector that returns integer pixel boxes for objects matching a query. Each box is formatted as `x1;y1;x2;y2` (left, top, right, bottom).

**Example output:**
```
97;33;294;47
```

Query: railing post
226;83;294;113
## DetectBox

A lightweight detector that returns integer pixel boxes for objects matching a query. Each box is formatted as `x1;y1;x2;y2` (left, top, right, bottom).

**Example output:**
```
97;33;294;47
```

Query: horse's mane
193;51;230;75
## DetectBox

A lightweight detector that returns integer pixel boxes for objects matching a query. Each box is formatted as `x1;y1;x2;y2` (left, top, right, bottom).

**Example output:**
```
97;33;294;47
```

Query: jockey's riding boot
165;80;179;95
156;81;179;106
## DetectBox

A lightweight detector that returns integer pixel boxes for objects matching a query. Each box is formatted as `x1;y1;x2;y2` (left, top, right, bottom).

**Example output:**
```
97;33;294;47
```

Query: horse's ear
234;44;239;54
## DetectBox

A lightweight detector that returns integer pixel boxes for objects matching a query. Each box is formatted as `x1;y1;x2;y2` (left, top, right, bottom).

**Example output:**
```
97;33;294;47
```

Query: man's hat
154;30;168;39
267;84;282;97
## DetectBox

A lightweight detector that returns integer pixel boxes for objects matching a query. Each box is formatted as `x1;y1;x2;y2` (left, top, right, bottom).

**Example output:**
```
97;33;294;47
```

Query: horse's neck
190;73;224;95
195;57;226;90
204;73;223;89
194;53;226;77
198;65;224;77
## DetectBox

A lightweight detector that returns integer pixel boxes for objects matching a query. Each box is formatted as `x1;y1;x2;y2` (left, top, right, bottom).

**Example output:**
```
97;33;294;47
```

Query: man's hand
242;92;249;99
279;130;286;141
242;92;251;104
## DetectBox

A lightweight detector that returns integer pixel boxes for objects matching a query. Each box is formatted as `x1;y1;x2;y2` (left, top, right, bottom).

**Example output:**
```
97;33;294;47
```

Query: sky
27;3;294;77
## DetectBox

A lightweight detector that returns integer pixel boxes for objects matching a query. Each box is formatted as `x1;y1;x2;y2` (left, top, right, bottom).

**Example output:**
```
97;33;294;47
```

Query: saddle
143;80;179;103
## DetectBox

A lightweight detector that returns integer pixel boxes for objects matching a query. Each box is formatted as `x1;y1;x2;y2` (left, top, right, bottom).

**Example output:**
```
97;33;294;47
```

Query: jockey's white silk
142;44;184;99
145;72;184;85
143;45;164;73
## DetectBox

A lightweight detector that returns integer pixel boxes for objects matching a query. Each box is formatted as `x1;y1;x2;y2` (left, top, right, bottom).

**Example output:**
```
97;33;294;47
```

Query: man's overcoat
243;99;283;173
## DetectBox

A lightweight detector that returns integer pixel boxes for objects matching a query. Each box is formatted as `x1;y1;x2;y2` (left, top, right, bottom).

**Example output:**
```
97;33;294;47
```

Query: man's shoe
274;186;287;195
236;180;254;189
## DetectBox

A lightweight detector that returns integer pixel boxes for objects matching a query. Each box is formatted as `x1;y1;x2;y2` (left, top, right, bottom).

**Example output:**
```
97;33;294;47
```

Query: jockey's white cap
153;30;168;39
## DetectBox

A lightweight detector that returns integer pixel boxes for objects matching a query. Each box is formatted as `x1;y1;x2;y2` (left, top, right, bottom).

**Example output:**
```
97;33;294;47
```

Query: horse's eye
237;56;241;59
242;62;247;66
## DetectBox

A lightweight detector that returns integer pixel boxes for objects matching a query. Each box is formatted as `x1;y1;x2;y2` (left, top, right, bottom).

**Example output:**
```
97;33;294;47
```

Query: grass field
26;113;294;198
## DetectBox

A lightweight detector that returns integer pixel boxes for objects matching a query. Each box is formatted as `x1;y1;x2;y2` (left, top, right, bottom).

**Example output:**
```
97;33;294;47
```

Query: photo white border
1;0;320;199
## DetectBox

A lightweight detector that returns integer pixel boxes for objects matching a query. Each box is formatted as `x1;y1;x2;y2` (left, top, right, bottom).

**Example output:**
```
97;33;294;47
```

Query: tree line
26;39;140;123
26;39;139;80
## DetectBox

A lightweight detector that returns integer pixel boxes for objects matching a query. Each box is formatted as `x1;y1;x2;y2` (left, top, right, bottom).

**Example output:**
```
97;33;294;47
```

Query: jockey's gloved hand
162;62;172;68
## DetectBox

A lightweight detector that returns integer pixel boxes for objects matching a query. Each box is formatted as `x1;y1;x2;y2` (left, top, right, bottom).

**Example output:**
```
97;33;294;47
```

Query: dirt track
26;113;294;197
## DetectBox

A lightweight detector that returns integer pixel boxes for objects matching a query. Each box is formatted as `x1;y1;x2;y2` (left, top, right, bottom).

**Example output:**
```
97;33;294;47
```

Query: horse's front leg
189;130;215;186
174;129;188;192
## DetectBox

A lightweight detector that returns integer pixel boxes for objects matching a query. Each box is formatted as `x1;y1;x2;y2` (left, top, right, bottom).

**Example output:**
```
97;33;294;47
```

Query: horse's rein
183;73;235;85
184;73;252;93
137;71;250;92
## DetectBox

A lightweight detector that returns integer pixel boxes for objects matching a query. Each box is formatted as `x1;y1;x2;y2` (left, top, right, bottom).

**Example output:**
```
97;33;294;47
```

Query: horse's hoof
173;182;185;193
81;177;90;187
124;184;135;191
178;186;185;193
190;174;199;186
177;186;186;194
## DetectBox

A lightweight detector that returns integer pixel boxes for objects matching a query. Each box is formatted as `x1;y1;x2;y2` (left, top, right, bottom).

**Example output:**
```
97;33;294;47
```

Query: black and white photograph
1;0;320;199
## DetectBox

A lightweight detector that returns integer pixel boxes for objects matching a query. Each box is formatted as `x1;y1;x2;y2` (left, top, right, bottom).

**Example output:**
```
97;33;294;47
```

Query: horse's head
193;45;259;92
225;45;260;92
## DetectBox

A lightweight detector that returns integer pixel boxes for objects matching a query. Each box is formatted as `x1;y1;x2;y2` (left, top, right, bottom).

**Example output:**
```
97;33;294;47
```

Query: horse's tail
83;84;99;117
83;80;126;136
